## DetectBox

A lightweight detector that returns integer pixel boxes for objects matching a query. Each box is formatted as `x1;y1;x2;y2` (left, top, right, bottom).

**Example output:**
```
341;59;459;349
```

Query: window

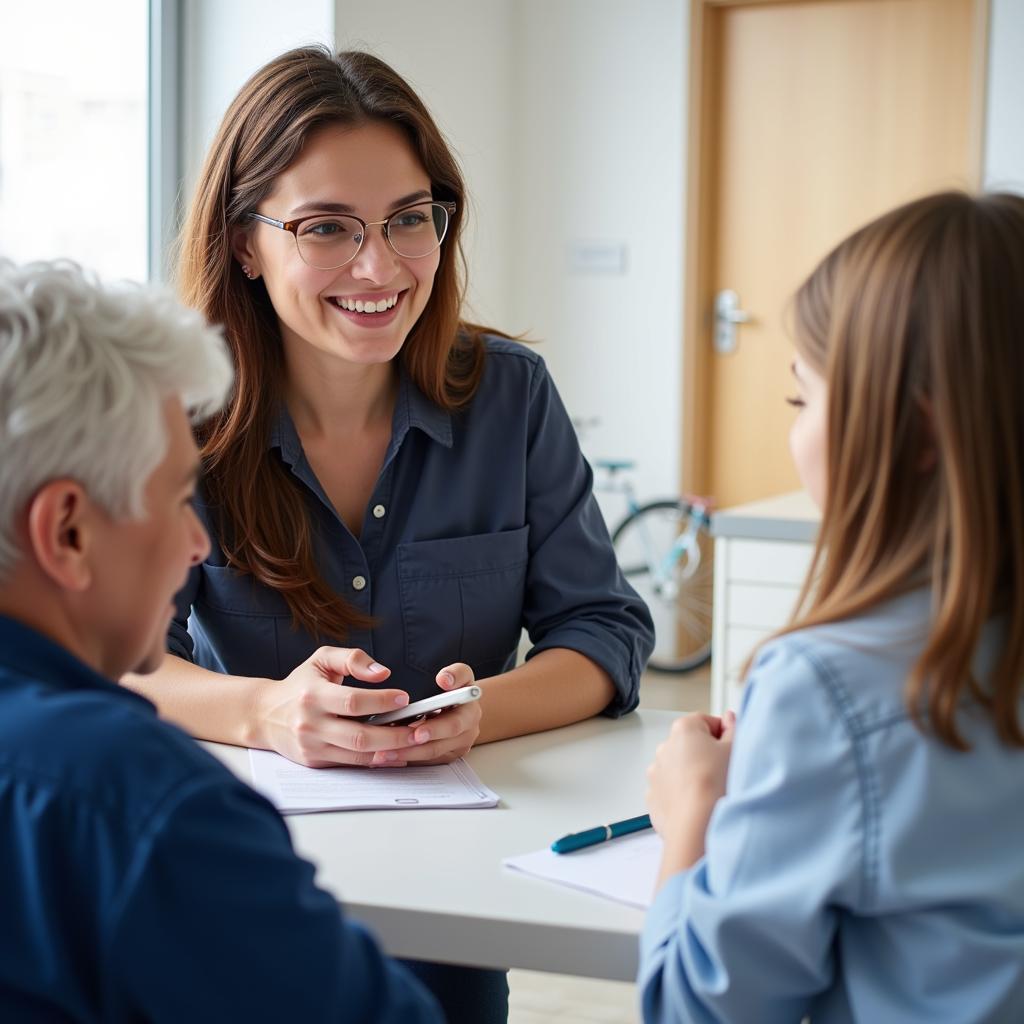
0;2;150;281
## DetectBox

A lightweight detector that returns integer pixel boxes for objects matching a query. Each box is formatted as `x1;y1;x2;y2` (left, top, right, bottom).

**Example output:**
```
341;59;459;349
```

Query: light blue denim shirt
640;589;1024;1023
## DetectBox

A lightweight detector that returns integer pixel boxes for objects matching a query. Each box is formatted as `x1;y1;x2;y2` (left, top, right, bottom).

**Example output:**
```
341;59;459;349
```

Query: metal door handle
714;289;751;353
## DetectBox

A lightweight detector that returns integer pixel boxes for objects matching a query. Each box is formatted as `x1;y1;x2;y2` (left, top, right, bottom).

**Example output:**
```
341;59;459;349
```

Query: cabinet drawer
727;538;813;586
725;625;772;673
727;582;801;630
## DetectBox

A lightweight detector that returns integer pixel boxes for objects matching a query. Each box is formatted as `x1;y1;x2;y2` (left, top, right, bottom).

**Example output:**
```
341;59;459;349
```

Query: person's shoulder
481;333;544;366
747;597;927;733
475;334;552;402
0;682;235;832
732;628;867;795
744;630;834;712
455;333;551;414
477;331;544;372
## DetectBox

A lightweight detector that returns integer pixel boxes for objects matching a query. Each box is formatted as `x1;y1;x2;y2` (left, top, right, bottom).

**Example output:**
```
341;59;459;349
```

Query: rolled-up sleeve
638;640;863;1022
521;358;655;715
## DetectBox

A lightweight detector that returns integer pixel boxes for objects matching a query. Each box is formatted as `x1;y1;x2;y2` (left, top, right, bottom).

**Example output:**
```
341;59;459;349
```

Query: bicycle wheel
612;500;713;673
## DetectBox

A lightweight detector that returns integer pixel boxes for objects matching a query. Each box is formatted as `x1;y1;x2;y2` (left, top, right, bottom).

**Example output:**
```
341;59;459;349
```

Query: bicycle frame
594;460;711;602
593;450;715;673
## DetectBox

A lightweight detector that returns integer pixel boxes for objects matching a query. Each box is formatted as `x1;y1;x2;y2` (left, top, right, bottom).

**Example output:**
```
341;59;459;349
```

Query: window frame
148;0;182;283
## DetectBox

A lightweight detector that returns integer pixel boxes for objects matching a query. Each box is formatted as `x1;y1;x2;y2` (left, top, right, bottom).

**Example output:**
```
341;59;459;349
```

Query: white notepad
248;749;500;814
504;830;662;909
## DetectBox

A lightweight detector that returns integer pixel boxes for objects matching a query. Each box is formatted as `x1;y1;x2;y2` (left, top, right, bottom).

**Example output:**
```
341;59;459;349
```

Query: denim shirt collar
0;614;156;712
268;363;453;467
392;366;454;450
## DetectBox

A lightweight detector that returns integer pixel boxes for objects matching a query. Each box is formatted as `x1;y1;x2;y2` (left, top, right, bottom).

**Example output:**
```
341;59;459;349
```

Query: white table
205;709;678;981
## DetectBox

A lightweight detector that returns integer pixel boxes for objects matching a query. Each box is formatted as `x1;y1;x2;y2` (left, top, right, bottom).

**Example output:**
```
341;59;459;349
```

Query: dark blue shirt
0;616;442;1023
171;338;654;705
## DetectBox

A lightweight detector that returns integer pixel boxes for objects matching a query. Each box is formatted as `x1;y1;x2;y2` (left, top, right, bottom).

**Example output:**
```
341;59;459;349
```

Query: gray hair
0;259;233;577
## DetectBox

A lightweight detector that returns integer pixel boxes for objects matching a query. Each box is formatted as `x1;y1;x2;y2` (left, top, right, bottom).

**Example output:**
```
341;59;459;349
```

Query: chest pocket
193;563;293;679
397;526;529;677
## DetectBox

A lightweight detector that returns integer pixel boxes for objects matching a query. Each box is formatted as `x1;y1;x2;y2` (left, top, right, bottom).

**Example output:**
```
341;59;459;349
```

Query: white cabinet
710;493;819;714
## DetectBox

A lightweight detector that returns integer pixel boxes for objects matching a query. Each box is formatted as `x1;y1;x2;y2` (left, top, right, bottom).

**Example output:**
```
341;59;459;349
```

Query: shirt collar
268;405;303;463
392;364;454;450
267;364;453;464
0;614;156;712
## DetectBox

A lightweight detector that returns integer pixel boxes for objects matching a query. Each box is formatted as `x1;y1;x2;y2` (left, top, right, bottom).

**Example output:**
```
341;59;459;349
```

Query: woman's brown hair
775;191;1024;749
177;46;490;641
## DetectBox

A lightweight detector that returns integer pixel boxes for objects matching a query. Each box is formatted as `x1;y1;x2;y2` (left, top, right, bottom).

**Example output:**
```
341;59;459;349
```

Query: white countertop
711;489;820;543
204;709;679;980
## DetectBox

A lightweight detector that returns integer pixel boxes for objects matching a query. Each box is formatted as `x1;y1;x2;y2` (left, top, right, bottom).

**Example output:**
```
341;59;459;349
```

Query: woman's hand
646;711;736;879
256;650;481;768
257;647;419;768
391;662;483;765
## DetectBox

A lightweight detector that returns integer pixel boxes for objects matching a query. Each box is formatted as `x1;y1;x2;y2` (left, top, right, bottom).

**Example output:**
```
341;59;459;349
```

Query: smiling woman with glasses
124;46;654;1024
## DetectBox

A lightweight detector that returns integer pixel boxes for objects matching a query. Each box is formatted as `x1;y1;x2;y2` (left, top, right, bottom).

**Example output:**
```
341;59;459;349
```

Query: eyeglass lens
296;202;449;270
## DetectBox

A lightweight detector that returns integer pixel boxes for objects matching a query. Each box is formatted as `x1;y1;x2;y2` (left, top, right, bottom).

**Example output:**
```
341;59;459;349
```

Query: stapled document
248;749;500;814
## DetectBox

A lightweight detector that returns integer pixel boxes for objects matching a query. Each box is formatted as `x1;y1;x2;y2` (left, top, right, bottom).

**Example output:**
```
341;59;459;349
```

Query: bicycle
593;458;715;674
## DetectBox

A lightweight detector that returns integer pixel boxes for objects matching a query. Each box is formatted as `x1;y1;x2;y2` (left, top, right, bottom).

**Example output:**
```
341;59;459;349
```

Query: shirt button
372;504;386;519
352;575;367;591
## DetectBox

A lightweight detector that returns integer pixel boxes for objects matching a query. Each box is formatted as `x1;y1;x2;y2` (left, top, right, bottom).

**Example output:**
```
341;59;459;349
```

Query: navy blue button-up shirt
171;338;654;706
0;615;442;1022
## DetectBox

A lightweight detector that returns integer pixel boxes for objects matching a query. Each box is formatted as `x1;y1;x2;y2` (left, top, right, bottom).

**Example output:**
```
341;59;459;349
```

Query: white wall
333;1;518;330
507;1;686;522
984;0;1024;192
180;0;335;191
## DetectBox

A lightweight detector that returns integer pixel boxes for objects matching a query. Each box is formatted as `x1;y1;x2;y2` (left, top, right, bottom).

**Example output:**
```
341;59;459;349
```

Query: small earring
241;264;256;280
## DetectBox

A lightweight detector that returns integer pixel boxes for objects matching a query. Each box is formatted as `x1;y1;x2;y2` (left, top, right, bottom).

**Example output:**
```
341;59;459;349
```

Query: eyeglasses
247;200;456;271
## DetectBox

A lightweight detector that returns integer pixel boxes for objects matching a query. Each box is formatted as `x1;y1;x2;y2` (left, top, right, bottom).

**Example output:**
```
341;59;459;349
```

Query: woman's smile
325;289;406;327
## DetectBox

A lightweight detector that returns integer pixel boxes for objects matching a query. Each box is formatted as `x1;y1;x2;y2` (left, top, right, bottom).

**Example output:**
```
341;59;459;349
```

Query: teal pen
550;813;652;854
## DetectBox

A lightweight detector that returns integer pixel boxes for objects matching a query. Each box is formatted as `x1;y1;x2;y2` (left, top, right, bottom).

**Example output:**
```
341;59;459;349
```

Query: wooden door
683;0;988;508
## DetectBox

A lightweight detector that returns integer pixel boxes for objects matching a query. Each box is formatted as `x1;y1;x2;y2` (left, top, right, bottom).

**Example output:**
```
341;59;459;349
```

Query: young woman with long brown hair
123;45;653;1022
641;192;1024;1022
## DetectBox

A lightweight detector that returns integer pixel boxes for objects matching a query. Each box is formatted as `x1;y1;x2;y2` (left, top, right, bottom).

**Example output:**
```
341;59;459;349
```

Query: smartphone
363;685;482;726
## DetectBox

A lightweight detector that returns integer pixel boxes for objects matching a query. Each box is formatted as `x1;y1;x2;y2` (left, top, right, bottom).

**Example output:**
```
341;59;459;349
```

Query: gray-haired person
0;260;442;1022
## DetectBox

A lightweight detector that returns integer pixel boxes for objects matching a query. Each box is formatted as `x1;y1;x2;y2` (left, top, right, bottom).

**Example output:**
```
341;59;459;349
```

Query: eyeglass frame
245;200;457;271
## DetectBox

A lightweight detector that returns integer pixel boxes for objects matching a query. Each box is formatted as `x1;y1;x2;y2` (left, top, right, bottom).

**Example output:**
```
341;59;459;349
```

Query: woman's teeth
332;294;398;313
